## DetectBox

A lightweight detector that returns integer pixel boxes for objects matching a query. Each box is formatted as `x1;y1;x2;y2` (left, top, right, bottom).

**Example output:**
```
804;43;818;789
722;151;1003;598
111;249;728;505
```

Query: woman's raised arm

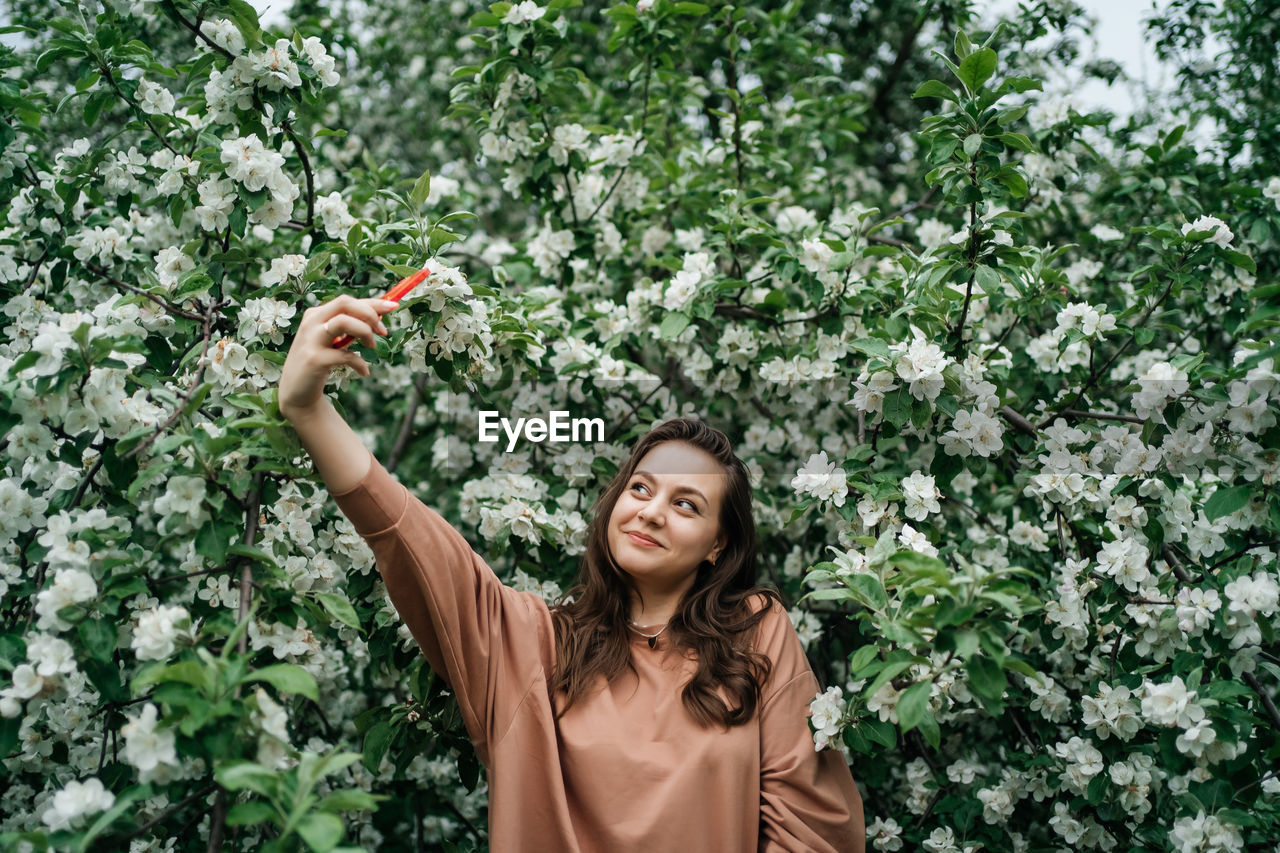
276;292;552;763
277;294;397;493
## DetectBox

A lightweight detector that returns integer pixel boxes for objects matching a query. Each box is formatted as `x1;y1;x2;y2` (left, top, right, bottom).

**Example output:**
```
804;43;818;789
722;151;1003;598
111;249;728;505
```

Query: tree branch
236;469;267;655
281;120;316;232
1242;670;1280;730
88;263;205;322
388;373;429;474
1060;408;1147;426
124;303;219;461
165;2;236;61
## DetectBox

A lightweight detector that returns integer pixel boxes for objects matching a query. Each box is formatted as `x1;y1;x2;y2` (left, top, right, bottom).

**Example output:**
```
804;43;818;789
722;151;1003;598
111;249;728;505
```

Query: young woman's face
607;441;728;592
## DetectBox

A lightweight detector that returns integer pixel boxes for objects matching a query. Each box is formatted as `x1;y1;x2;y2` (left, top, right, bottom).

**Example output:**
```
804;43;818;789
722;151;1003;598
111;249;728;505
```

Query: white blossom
901;470;941;521
131;605;191;661
121;703;179;773
1140;675;1203;729
790;451;848;507
199;18;245;55
136;79;175;115
35;569;98;632
807;685;845;751
502;0;546;24
41;777;115;831
1181;214;1233;249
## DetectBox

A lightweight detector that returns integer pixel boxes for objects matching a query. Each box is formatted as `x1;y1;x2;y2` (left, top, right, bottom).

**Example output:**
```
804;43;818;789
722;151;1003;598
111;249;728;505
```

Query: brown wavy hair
549;418;783;729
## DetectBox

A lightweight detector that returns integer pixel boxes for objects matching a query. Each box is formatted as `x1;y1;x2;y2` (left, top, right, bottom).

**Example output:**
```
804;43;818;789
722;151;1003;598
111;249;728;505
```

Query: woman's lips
626;531;662;547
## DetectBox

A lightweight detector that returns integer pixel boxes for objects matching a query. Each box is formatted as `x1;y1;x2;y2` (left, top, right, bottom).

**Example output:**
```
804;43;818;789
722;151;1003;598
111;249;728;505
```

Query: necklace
627;619;669;649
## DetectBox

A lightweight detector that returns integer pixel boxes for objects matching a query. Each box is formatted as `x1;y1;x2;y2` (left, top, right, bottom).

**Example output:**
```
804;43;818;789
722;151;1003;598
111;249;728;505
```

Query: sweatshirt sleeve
330;449;551;765
755;602;866;853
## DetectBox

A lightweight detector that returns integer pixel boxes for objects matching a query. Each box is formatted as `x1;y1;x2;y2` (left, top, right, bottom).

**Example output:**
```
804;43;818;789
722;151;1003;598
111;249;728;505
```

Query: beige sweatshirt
332;450;866;852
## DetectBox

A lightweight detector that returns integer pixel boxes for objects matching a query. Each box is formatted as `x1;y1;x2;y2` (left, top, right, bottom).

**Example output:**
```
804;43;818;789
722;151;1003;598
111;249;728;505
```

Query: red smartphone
330;269;430;348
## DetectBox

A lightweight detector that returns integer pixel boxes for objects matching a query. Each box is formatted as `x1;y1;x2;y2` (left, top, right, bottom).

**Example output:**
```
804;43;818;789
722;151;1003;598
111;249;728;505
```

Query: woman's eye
629;482;695;512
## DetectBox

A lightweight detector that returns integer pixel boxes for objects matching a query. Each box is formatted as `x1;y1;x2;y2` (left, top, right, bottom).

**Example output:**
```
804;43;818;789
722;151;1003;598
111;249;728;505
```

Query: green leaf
996;168;1028;198
896;681;932;733
315;789;386;813
962;133;982;157
849;337;891;359
227;542;279;569
956;48;997;94
83;657;128;702
410;168;432;209
132;661;210;694
315;592;361;631
965;654;1006;703
77;618;117;662
0;634;25;670
244;664;319;701
226;800;277;827
0;717;20;763
845;574;887;611
361;720;394;774
1203;485;1252;521
912;80;957;102
658;312;690;340
863;718;896;748
848;645;879;677
83;89;111;126
429;227;463;251
916;707;941;748
861;657;915;703
997;131;1035;153
196;519;235;565
1222;250;1255;273
1001;75;1042;94
224;0;262;44
889;550;947;574
297;750;363;794
215;761;279;797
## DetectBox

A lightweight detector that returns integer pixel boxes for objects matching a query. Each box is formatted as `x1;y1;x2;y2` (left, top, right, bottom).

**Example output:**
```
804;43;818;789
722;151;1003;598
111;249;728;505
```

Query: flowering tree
1;0;1278;851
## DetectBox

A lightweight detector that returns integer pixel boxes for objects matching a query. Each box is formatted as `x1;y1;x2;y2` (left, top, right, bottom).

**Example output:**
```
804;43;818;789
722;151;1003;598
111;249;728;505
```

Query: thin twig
166;2;236;60
1160;543;1194;584
1061;408;1147;426
281;121;316;231
587;56;653;224
1041;269;1182;429
236;469;267;655
88;263;205;322
124;304;219;460
70;451;107;510
1242;671;1280;730
126;783;217;840
97;65;179;156
998;405;1038;438
206;788;227;853
388;373;430;474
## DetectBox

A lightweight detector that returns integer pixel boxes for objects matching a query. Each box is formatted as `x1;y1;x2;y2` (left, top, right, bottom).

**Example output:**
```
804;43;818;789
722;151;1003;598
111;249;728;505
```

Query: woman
278;294;866;851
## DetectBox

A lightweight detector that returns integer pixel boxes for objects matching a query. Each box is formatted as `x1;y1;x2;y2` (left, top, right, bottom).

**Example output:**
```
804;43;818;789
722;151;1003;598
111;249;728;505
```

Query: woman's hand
277;294;396;419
